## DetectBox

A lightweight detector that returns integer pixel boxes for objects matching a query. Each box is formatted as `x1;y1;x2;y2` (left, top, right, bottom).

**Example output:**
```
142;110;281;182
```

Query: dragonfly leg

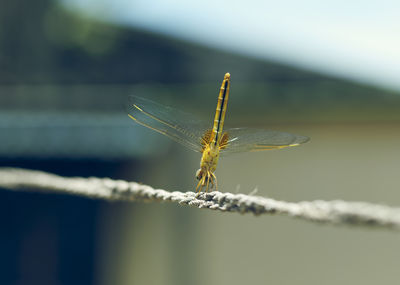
195;171;216;195
195;177;203;193
209;175;214;189
211;172;218;192
196;175;207;196
205;172;211;193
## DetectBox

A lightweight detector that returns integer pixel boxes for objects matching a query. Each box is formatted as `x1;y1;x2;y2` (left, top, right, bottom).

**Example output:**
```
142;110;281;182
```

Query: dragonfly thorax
195;144;220;192
197;144;220;178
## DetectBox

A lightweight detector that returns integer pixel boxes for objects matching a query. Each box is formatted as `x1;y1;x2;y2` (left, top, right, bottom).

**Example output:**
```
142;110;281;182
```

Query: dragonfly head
195;168;203;180
195;168;217;193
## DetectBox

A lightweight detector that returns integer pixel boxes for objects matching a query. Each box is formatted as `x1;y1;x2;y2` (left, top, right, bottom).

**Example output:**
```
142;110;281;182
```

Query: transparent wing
221;127;310;154
127;95;210;152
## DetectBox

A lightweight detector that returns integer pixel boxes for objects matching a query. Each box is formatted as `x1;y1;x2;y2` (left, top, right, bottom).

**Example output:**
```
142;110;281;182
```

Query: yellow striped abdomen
209;73;230;146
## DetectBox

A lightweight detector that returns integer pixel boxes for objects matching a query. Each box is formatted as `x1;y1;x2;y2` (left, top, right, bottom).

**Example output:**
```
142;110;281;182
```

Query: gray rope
1;167;400;230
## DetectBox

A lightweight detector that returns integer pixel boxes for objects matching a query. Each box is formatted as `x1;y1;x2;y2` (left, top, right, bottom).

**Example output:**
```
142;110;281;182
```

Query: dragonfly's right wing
127;96;210;152
221;127;310;154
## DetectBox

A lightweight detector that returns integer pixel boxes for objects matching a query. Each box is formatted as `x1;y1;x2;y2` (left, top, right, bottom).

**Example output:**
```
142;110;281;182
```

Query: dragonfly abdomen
210;73;231;146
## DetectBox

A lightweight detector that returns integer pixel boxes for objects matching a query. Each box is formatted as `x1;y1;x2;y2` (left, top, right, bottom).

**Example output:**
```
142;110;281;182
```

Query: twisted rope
1;167;400;230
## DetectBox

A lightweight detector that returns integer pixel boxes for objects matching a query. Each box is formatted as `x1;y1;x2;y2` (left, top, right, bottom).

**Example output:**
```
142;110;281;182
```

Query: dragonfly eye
196;169;203;180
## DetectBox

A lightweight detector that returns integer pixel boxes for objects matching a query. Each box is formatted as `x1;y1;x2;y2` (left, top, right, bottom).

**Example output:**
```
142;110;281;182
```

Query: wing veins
128;113;201;151
221;128;309;154
127;97;208;152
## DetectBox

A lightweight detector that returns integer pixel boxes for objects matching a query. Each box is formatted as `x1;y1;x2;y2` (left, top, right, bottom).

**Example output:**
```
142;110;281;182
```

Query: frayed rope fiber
1;167;400;230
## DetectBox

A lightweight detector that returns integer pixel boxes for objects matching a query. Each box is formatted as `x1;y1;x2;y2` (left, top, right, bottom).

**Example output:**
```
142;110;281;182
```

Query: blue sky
61;0;400;90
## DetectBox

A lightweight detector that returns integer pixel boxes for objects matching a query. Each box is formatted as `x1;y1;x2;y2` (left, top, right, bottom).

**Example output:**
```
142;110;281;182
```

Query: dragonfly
127;73;309;193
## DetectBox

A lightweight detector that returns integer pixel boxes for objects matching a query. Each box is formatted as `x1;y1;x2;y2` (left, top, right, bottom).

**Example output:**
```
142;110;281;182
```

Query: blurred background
1;0;400;284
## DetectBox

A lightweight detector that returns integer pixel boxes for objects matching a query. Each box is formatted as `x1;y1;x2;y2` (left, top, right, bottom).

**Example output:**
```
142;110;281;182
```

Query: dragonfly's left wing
221;128;309;154
127;96;209;152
